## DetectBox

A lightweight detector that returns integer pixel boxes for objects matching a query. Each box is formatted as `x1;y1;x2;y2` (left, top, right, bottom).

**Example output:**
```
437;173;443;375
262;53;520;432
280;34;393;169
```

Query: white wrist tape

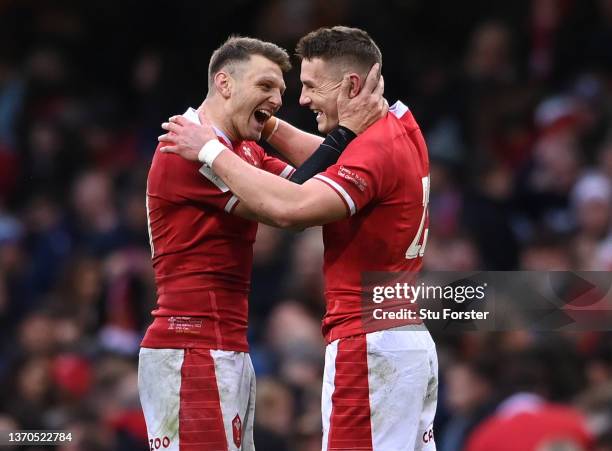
198;139;227;167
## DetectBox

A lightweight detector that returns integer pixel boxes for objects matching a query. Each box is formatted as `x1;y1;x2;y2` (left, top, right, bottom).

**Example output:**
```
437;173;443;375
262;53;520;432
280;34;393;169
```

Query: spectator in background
466;340;592;451
438;358;497;451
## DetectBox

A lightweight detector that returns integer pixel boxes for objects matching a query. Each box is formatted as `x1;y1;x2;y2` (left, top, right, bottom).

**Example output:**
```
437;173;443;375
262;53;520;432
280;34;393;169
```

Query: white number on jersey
405;175;430;259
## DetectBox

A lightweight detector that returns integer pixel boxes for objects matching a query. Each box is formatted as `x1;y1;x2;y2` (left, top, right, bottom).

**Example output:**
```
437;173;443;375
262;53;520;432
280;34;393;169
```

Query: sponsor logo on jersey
338;165;368;192
167;316;203;334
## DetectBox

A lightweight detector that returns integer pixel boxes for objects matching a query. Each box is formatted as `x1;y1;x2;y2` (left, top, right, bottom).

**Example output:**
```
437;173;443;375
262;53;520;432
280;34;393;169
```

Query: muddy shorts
138;348;255;451
322;326;438;451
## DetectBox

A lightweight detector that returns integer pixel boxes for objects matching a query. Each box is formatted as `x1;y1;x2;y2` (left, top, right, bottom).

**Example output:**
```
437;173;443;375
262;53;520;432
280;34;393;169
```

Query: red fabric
108;409;148;442
327;335;373;451
179;349;228;451
466;403;593;451
51;354;92;397
315;107;430;342
142;135;290;351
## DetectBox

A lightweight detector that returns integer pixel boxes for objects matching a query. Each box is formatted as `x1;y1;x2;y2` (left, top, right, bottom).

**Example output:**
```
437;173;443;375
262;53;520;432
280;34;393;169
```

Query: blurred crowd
1;0;612;450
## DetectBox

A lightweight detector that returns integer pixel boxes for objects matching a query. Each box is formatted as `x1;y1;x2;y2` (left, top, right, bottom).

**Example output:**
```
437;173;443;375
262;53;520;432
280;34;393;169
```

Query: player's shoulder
355;101;419;148
148;143;203;192
150;143;199;171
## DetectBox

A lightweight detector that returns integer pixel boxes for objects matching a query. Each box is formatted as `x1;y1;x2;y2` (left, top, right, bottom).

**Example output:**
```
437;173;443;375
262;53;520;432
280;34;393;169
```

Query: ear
213;71;232;99
346;73;362;99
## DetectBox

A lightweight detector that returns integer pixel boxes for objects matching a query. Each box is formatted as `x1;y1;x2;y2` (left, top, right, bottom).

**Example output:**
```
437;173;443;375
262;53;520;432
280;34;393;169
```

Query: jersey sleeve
313;138;386;216
256;145;295;179
221;142;295;214
191;161;240;213
149;145;239;214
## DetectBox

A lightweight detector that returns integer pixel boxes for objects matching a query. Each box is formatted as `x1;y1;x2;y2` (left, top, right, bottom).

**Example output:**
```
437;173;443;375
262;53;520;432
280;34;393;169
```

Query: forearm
266;119;323;166
289;126;356;184
212;150;307;228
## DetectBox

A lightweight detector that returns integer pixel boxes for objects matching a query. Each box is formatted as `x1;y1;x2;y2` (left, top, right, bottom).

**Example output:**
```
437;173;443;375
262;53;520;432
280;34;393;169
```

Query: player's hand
158;112;218;161
337;63;388;135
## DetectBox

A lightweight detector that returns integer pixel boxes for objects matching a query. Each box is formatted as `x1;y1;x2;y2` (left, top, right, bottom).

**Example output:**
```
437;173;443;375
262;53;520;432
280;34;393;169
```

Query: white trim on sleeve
199;164;230;192
279;165;295;179
224;195;239;213
314;174;356;216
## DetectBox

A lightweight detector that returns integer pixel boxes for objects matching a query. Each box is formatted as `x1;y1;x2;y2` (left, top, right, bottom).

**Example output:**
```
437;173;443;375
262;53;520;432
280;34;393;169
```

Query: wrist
198;139;227;167
336;125;357;140
262;117;279;141
338;121;358;135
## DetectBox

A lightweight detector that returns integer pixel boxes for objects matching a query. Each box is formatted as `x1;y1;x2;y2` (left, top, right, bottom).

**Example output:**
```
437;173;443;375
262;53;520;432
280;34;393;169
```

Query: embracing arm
263;118;323;167
157;114;347;227
210;149;347;228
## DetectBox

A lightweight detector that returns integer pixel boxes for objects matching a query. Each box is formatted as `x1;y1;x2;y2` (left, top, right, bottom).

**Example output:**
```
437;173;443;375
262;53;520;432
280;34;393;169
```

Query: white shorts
322;327;438;451
138;348;256;451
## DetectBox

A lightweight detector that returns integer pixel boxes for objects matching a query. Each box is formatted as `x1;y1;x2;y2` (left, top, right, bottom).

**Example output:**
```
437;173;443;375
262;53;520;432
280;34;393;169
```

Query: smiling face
299;58;343;134
226;54;286;141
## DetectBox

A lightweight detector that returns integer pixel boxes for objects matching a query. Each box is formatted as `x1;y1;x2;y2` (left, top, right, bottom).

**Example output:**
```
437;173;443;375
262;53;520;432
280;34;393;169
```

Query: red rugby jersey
313;101;430;342
141;108;293;351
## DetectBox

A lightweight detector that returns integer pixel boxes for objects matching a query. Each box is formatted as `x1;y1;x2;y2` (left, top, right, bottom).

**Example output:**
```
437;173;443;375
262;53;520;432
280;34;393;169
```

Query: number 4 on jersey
405;175;430;259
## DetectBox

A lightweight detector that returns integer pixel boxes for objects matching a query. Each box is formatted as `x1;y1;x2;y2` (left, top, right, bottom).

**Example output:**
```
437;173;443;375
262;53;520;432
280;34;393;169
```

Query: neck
199;97;237;144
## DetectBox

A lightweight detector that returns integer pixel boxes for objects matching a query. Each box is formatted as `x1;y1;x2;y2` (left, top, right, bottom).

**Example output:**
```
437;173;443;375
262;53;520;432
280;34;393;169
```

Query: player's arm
229;181;344;228
158;122;346;227
261;118;323;167
206;149;347;228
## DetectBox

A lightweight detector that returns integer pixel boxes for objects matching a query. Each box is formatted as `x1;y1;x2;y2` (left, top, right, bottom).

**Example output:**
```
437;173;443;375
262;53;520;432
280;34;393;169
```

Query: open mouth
253;109;272;125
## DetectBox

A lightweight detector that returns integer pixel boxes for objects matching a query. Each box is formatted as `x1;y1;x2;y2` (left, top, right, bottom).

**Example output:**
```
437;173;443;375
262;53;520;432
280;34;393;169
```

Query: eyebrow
258;76;286;92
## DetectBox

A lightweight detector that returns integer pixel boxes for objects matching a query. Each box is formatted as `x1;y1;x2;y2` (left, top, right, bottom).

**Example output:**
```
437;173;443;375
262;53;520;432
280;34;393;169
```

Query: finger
338;74;352;100
381;97;389;116
161;122;181;133
169;115;188;126
362;63;380;94
159;145;179;153
158;133;178;143
374;73;384;97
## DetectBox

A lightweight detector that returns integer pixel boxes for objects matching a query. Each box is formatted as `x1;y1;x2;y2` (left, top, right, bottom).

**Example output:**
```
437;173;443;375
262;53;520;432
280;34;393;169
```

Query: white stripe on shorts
321;340;338;451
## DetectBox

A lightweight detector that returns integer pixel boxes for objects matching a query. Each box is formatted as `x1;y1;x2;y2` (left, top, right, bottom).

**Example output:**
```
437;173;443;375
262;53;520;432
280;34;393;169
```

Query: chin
243;129;261;142
318;123;332;134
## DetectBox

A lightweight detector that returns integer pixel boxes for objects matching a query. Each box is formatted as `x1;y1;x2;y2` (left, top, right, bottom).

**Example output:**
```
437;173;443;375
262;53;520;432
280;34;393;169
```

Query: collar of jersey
184;107;233;148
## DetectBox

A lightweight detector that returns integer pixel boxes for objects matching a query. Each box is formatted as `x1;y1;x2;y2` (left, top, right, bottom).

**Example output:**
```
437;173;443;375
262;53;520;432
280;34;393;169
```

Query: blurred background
1;0;612;449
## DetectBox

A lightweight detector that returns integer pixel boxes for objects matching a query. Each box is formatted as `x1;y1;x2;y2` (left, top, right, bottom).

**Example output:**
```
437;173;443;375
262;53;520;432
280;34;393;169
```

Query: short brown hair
295;26;382;73
208;36;291;90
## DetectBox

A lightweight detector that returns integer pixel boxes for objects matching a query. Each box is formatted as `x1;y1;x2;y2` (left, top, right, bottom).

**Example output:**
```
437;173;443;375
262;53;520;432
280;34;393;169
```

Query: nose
270;94;282;111
299;87;311;107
